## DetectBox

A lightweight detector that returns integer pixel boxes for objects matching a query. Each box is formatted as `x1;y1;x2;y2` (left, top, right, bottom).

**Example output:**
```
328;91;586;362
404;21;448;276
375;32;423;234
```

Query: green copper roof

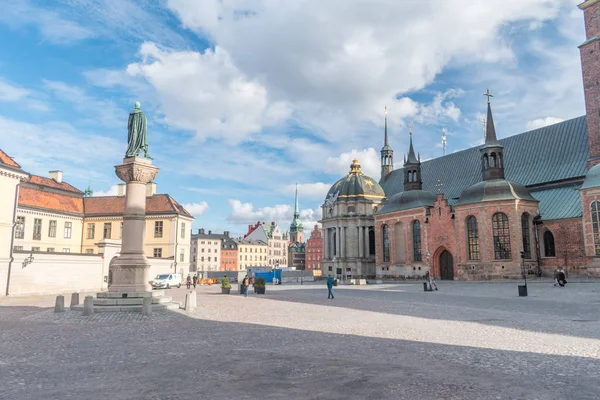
377;190;437;215
290;184;303;232
581;163;600;189
381;116;588;220
325;160;386;204
456;179;536;206
530;184;582;220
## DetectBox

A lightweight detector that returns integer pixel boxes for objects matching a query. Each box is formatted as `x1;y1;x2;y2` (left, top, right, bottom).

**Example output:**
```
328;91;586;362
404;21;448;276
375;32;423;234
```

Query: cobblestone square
1;282;600;399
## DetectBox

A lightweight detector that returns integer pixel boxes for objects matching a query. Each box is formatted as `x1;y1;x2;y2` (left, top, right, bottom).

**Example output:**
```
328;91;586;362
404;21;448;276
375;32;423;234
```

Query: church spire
480;89;505;181
294;184;300;218
404;124;422;191
405;124;419;164
380;105;394;182
289;184;304;242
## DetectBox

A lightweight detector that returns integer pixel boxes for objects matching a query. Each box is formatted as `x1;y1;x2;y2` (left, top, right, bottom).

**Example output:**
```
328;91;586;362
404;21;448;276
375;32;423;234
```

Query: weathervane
442;128;447;156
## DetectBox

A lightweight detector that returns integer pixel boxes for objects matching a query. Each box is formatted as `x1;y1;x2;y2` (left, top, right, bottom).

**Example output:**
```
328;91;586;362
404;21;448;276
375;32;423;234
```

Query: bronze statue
126;101;151;159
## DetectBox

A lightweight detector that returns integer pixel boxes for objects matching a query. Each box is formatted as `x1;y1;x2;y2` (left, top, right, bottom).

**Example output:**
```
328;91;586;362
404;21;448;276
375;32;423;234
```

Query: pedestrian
426;272;438;291
242;275;250;297
327;274;335;299
193;274;197;289
557;269;567;287
186;274;192;289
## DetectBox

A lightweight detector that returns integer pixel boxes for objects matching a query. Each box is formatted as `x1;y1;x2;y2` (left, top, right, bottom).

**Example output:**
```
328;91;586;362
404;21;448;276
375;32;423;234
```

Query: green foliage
220;276;231;289
253;276;266;288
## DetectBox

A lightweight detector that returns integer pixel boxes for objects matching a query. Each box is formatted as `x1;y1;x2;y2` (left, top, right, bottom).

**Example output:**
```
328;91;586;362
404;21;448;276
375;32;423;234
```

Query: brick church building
322;0;600;280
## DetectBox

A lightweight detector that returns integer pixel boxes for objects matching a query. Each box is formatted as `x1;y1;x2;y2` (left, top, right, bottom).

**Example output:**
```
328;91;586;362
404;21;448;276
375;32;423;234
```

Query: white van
152;273;182;289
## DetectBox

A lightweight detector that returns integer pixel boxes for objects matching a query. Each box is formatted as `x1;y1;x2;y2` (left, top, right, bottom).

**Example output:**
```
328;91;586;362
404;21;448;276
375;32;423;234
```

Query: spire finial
442;128;447;156
294;183;300;216
384;105;389;146
409;122;413;136
483;88;494;104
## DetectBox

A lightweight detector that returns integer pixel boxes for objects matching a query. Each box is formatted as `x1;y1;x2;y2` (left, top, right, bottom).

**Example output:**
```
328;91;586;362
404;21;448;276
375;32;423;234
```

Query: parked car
152;273;182;289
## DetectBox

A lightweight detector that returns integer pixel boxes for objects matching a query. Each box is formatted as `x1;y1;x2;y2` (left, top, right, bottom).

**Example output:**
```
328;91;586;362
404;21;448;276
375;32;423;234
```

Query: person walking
192;274;197;289
242;275;250;297
327;274;335;299
186;274;192;289
557;269;567;287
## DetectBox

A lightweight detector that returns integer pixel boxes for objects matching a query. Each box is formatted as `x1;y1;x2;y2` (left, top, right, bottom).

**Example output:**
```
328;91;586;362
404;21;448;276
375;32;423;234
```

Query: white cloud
0;78;48;111
227;199;320;229
125;42;291;143
93;185;120;197
282;182;331;200
182;201;209;216
526;117;565;131
325;148;380;179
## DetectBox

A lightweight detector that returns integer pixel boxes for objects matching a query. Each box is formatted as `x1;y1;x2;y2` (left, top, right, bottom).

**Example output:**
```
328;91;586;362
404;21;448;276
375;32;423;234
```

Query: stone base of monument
71;290;180;313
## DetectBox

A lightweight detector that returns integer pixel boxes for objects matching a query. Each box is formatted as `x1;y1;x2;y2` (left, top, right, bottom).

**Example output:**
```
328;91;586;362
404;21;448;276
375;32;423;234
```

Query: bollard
142;296;152;316
70;293;80;308
83;296;94;316
185;291;197;311
54;295;65;313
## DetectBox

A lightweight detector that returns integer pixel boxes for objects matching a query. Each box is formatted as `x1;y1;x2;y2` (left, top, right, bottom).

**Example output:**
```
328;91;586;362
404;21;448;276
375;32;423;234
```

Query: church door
439;250;454;280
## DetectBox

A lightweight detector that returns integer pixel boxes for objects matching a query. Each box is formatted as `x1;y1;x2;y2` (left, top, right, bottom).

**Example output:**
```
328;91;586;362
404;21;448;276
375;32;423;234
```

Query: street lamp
518;250;528;297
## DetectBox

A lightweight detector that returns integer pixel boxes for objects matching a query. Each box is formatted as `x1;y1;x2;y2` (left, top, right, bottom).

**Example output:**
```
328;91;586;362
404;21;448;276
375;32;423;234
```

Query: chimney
224;231;230;237
208;230;212;235
200;228;205;235
117;184;126;196
248;224;252;231
49;170;63;183
271;221;275;225
146;182;156;197
198;229;201;234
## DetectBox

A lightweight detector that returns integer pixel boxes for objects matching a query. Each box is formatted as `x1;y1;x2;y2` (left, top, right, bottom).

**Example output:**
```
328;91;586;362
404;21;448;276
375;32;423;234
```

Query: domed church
320;159;386;280
369;0;600;280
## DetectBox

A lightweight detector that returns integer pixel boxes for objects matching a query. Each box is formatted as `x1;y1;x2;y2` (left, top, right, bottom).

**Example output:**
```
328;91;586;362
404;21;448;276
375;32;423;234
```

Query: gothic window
368;228;376;255
521;213;531;259
543;230;555;257
413;170;417;181
492;212;511;259
483;154;489;169
412;220;422;262
466;216;479;260
490;153;496;168
382;225;390;262
592;201;600;255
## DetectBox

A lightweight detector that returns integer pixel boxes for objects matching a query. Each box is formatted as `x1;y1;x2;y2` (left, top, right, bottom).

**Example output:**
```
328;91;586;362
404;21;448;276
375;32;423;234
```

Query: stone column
109;157;159;293
323;228;329;260
358;225;364;259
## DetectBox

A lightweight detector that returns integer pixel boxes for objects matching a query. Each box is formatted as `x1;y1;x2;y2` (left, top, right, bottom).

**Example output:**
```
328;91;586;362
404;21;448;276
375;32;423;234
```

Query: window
154;221;163;238
181;223;186;239
63;248;70;253
33;218;42;240
32;247;40;252
180;249;185;262
47;248;55;252
592;201;600;255
382;225;390;262
48;220;57;238
15;216;25;239
87;223;95;240
103;222;112;239
467;216;479;260
85;249;94;254
544;231;556;257
521;214;531;259
348;206;356;214
13;246;23;251
492;212;511;259
412;220;422;261
153;248;162;258
64;222;72;239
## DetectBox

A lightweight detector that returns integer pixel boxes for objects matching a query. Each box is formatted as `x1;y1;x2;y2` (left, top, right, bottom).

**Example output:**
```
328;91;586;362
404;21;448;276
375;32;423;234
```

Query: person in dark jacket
557;269;567;287
242;275;250;297
326;275;335;299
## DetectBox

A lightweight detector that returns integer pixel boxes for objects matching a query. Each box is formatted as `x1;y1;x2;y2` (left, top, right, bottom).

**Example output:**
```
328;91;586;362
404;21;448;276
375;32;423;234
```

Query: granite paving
1;281;599;400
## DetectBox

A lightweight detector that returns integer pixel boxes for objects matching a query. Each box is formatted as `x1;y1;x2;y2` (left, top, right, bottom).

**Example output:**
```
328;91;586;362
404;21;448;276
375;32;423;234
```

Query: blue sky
0;0;587;237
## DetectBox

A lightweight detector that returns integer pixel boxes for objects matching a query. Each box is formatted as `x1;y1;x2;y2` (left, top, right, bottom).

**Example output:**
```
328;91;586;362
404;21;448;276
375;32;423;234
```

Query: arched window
412;220;422;261
498;153;503;168
413;170;418;181
483;154;489;169
382;225;390;262
466;216;479;260
368;228;376;255
521;213;531;259
492;212;511;259
490;153;496;168
592;201;600;255
543;231;555;257
407;171;412;182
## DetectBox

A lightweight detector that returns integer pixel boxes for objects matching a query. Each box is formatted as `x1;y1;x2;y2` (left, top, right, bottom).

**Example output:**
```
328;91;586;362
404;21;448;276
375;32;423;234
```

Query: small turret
403;124;422;191
380;106;394;182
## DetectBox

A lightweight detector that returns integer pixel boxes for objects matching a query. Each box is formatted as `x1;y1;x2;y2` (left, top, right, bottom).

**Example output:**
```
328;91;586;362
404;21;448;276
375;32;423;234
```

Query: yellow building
234;238;269;270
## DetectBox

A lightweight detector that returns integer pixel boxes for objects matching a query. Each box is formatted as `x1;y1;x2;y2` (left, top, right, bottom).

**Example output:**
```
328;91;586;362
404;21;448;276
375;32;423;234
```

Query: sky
0;0;588;238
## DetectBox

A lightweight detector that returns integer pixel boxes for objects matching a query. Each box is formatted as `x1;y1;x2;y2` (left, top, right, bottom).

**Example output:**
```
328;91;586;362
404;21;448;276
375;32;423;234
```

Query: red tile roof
26;175;83;194
18;186;84;215
84;194;192;217
0;148;22;169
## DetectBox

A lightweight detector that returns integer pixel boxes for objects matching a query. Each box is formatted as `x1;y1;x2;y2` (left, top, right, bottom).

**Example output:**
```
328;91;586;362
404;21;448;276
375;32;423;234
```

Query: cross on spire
483;88;494;104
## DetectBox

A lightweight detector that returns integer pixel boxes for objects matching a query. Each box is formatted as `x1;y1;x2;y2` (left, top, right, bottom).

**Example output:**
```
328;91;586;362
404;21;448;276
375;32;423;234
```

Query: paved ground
1;281;600;400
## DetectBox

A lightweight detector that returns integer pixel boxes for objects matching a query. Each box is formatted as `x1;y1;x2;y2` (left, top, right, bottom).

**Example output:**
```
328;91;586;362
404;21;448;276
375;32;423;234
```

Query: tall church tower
480;90;505;181
380;106;394;183
579;0;600;168
403;126;422;191
289;184;304;243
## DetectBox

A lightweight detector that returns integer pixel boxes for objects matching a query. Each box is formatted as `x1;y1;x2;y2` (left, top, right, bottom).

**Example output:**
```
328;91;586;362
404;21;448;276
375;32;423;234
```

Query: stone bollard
83;296;94;316
54;295;64;313
70;293;80;308
142;296;152;316
185;291;197;312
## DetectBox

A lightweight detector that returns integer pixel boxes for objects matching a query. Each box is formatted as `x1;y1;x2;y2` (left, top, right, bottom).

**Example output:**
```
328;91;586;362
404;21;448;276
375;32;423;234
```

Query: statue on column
126;101;151;159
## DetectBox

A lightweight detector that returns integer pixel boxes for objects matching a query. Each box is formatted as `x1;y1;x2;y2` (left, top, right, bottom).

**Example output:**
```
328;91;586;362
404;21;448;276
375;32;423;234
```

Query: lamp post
518;250;528;297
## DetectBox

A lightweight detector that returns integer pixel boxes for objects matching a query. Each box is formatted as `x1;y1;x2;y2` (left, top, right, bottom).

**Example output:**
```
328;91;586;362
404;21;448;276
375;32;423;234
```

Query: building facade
234;238;269;270
306;224;323;273
245;221;288;266
220;233;238;271
320;159;386;280
288;242;306;270
369;0;600;280
190;229;224;272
